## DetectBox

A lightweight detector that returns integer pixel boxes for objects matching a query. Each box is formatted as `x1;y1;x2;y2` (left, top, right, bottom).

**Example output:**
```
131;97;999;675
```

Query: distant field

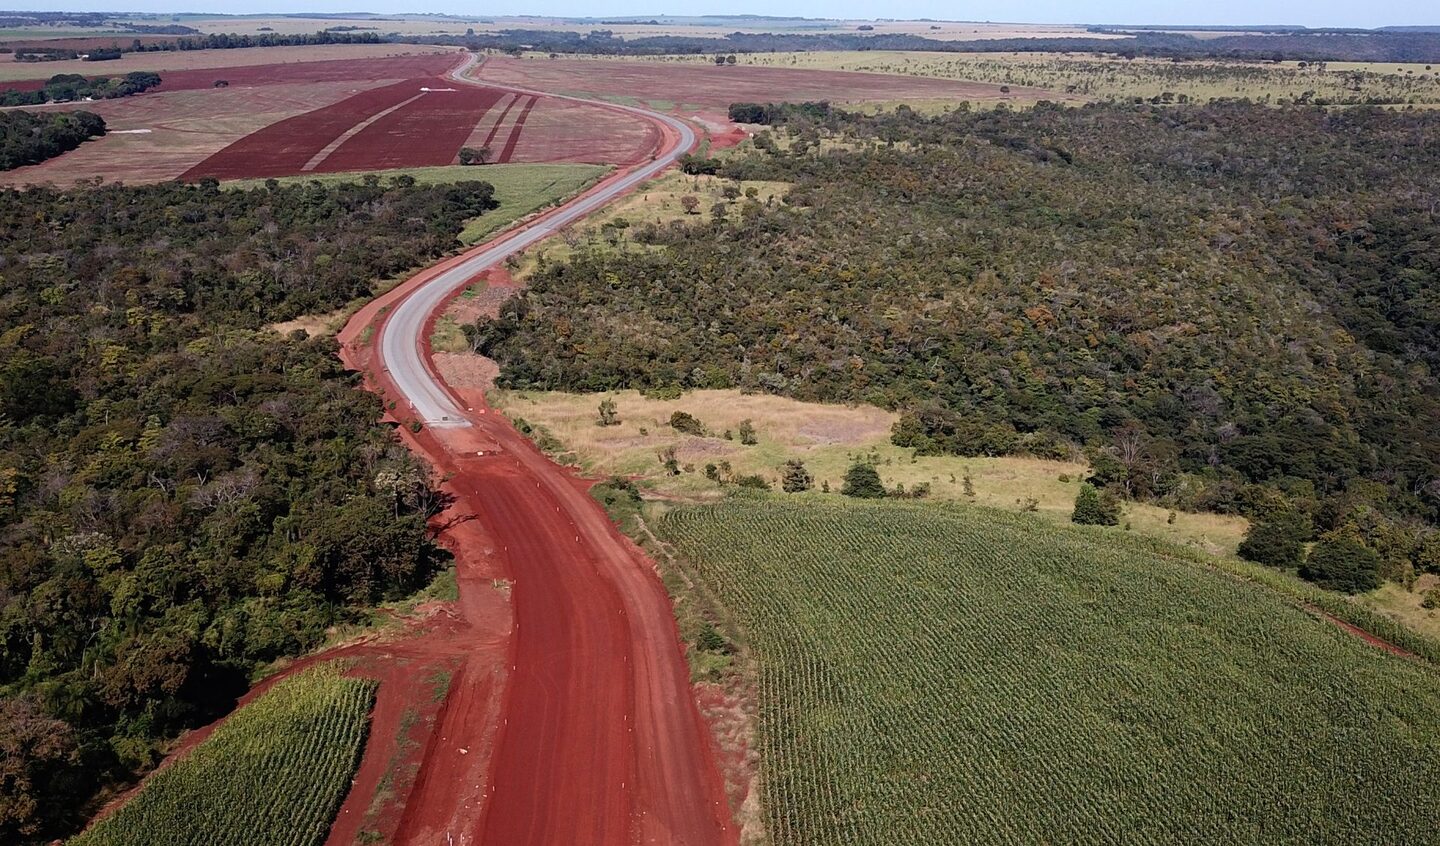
0;42;452;82
659;497;1440;845
474;55;1051;114
173;15;1112;42
0;49;642;186
639;51;1440;105
70;662;375;846
229;162;609;244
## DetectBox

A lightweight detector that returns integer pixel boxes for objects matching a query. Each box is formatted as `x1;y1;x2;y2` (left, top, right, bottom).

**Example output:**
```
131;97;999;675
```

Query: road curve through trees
381;58;697;427
366;54;735;845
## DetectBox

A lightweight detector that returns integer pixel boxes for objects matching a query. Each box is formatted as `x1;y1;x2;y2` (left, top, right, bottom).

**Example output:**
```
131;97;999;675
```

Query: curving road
380;57;697;427
365;54;735;845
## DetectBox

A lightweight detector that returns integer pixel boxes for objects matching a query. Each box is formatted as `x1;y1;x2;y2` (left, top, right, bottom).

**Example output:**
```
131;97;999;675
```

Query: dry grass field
491;388;1249;558
0;42;451;82
473;54;1055;113
636;51;1440;105
172;15;1114;42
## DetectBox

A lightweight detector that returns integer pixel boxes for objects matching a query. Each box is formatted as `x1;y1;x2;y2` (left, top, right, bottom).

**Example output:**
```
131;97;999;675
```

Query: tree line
471;101;1440;586
0;175;498;842
0;109;105;170
412;28;1440;63
0;71;161;107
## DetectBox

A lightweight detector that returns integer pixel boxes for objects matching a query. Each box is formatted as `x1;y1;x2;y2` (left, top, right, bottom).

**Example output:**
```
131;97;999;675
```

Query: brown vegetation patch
475;55;1056;110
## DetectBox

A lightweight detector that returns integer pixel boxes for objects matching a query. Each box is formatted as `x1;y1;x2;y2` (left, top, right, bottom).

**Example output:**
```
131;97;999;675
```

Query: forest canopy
474;103;1440;546
0;71;161;107
0;109;105;171
0;176;496;842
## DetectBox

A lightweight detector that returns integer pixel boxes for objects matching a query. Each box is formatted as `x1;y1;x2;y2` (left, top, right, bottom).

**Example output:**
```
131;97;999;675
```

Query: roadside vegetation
69;662;375;846
225;162;609;246
0;177;494;843
658;495;1440;845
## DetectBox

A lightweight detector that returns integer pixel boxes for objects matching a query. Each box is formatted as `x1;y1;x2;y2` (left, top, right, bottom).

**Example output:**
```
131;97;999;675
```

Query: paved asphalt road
379;66;697;427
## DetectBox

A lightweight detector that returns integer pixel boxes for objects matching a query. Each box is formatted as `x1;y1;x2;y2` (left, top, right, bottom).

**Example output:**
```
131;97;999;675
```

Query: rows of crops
71;662;376;846
659;496;1440;845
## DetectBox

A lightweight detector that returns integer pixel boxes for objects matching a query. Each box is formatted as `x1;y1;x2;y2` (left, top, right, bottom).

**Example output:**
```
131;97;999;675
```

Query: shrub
1301;537;1382;594
596;398;619;426
1238;510;1311;567
669;410;705;435
738;418;758;445
841;463;886;499
1072;483;1120;526
735;474;771;490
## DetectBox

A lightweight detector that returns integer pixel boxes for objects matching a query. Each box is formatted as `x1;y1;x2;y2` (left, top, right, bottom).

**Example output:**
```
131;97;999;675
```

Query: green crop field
659;496;1440;845
70;662;376;846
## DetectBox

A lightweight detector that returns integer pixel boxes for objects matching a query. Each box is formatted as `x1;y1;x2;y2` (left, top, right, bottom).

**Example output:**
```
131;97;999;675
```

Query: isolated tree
738;418;757;445
596;398;619;427
680;194;701;215
1301;537;1382;593
1071;483;1120;526
841;462;886;499
782;459;813;493
1238;510;1311;567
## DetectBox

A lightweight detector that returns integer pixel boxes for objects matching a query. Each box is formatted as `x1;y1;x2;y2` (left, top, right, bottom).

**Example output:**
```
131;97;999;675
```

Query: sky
34;2;1436;30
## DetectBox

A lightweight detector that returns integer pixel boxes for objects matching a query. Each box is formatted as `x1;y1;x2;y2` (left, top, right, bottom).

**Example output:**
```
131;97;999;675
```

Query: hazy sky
38;2;1435;29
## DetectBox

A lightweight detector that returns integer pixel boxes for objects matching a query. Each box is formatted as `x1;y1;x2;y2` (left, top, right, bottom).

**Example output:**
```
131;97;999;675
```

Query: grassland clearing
70;662;375;846
474;55;1052;113
637;50;1440;105
491;388;1246;557
657;496;1440;845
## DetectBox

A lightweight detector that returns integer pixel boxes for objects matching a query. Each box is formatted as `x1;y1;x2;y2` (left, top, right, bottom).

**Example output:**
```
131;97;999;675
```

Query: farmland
473;55;1055;114
657;496;1440;845
0;48;655;185
0;43;452;83
651;50;1440;106
69;662;376;846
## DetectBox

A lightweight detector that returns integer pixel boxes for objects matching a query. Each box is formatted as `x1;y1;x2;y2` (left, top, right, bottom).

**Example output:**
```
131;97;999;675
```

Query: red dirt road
339;92;735;841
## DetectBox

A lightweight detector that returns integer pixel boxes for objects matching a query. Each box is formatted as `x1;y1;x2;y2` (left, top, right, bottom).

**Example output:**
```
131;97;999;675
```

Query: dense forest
0;176;497;842
474;102;1440;576
0;110;105;170
0;72;161;107
424;28;1440;63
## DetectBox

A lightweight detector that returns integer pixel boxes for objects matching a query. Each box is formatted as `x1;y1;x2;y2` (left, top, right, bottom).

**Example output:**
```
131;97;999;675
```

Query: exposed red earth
180;77;433;179
1;51;664;184
317;85;507;172
327;71;737;840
